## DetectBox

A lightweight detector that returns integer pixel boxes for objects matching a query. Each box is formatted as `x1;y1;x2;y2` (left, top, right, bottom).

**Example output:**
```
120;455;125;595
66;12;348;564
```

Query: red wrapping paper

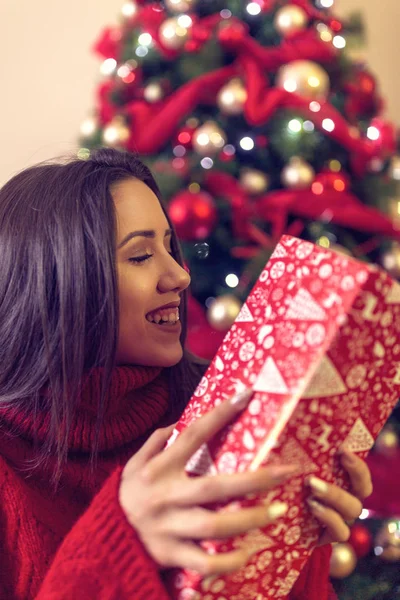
166;236;400;599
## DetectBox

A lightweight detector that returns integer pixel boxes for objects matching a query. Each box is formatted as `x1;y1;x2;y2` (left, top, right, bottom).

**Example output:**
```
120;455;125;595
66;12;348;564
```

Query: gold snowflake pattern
347;328;374;360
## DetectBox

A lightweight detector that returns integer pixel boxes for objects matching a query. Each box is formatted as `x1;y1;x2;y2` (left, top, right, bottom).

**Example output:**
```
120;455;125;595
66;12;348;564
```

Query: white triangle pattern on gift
253;357;289;394
385;282;400;304
235;302;254;322
272;243;288;258
185;443;218;476
286;288;327;321
233;529;277;554
279;438;318;474
342;417;375;452
302;356;347;398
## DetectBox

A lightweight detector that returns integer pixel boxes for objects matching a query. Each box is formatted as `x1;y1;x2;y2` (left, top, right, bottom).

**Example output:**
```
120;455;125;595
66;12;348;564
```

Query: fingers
307;499;351;544
159;502;288;540
145;388;253;479
165;464;298;507
306;476;363;523
340;449;373;500
163;539;252;576
124;423;176;476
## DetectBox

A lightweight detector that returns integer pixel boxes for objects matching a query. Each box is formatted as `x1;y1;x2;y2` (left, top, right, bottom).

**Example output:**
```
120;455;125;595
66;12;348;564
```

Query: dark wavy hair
0;148;207;486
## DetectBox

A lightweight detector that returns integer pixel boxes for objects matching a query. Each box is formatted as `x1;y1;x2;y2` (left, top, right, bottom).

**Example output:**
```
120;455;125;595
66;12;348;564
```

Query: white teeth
146;308;180;324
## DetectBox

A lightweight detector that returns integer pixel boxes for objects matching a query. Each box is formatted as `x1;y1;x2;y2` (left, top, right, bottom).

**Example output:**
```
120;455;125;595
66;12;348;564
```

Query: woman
0;148;371;599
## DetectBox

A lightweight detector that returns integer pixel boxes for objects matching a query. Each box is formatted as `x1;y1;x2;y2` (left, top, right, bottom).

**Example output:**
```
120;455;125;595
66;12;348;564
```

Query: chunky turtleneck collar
0;365;170;453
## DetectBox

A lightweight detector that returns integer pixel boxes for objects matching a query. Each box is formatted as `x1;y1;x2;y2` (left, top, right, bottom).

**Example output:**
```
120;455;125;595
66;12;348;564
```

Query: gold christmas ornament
329;543;358;579
207;295;242;331
382;244;400;279
217;78;248;116
375;425;399;455
143;82;164;103
274;5;308;37
192;121;227;156
102;117;130;147
281;157;315;189
159;15;192;50
165;0;196;13
240;168;269;194
276;60;330;100
375;520;400;562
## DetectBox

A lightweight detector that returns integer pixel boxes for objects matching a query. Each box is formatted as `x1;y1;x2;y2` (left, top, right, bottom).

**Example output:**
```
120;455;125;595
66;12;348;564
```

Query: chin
149;346;183;368
117;344;183;368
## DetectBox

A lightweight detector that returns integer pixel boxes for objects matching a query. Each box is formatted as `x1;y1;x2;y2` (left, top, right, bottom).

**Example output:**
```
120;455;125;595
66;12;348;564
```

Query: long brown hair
0;147;207;486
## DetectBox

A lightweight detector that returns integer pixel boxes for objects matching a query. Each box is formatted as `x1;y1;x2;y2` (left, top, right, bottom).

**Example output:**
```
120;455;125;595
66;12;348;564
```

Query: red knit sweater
0;365;335;600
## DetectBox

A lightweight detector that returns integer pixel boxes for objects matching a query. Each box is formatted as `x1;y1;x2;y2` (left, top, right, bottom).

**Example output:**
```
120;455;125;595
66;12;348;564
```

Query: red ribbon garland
204;170;400;247
124;65;237;153
109;27;342;153
92;5;398;247
240;56;377;175
117;25;381;177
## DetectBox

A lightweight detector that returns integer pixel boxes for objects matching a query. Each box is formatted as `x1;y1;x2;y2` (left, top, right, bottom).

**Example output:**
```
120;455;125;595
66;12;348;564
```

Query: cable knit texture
0;365;334;599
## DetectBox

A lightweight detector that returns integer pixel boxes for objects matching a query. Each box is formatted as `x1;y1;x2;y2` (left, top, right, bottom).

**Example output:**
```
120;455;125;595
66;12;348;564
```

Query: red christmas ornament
168;190;218;241
348;523;373;558
344;69;382;120
139;4;166;28
311;170;350;195
368;117;397;158
258;0;275;12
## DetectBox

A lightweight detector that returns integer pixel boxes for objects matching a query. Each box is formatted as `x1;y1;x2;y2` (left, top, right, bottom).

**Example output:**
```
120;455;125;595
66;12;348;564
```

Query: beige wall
338;0;400;122
0;0;399;186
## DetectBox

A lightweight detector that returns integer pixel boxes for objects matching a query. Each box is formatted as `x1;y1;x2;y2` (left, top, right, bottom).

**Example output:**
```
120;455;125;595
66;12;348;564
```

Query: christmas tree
79;0;400;597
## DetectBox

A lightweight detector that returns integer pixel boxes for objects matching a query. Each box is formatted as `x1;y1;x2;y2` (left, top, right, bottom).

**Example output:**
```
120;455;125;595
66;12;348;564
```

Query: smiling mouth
145;307;180;326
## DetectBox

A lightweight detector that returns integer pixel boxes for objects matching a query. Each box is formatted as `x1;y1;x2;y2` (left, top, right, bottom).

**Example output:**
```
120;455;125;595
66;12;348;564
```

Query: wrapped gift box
166;235;400;599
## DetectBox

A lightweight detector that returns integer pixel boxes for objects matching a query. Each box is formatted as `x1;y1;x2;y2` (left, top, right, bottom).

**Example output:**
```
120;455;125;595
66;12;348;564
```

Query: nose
156;256;191;295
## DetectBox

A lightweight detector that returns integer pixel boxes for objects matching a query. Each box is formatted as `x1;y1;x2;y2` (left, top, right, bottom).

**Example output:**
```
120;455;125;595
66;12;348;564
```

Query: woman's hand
306;449;373;546
119;389;297;576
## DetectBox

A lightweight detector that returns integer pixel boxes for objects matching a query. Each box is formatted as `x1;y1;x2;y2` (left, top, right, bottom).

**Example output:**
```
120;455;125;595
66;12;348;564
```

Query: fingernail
230;388;253;409
266;501;288;520
268;465;299;482
307;498;325;513
306;476;329;495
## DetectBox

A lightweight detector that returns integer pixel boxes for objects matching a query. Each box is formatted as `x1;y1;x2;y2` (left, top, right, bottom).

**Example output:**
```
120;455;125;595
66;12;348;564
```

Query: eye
128;253;153;264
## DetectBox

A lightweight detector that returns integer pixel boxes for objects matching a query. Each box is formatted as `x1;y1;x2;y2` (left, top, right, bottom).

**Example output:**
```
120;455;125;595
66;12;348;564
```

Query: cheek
118;268;151;328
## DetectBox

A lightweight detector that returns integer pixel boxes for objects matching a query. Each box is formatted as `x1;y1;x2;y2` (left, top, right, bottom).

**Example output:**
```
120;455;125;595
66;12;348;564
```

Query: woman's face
113;178;190;367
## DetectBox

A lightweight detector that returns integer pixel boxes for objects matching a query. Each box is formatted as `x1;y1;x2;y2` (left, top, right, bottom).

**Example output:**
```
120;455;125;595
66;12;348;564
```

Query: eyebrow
118;228;173;249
